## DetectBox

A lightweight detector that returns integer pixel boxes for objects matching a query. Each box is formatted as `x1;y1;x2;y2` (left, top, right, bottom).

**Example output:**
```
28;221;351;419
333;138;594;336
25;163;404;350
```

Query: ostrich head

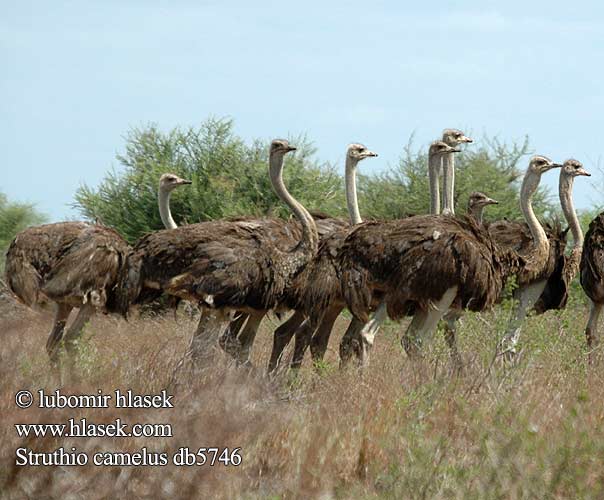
468;192;498;210
270;139;297;156
347;143;378;161
159;173;192;192
442;129;473;147
562;159;590;178
429;141;461;157
528;155;563;174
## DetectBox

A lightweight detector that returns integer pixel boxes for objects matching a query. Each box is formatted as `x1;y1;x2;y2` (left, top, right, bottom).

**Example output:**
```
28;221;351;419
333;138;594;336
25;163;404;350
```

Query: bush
0;193;47;273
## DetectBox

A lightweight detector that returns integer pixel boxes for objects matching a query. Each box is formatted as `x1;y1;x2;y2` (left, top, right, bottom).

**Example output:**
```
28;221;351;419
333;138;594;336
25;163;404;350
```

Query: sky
2;0;604;221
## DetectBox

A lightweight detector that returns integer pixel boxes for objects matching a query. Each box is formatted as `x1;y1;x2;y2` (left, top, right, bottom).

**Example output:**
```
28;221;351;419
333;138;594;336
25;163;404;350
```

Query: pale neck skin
559;172;582;248
468;205;486;224
442;152;455;215
269;151;318;253
158;187;177;229
345;154;362;225
428;150;441;215
520;169;549;264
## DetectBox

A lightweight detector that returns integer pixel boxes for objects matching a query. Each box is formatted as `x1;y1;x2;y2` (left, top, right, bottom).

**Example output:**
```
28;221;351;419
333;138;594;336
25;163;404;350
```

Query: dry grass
2;294;604;499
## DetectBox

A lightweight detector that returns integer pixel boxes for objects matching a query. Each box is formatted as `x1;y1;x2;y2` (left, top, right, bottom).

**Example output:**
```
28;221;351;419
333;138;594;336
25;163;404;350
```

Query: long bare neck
442;152;455;215
158;188;177;229
559;173;583;281
559;174;582;248
468;205;485;224
428;152;441;215
269;153;318;253
345;155;362;225
520;171;549;265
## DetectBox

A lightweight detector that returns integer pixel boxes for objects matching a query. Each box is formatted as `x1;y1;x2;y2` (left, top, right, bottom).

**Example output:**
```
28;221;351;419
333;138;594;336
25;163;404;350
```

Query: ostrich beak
286;145;297;152
577;167;591;176
460;135;473;143
484;197;499;205
180;179;192;185
364;150;378;158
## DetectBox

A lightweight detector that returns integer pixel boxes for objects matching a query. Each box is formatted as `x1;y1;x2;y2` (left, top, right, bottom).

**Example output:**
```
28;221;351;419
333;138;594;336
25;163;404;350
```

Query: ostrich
268;141;462;372
581;212;604;351
494;159;590;358
441;129;473;215
5;223;129;361
333;155;561;360
115;139;321;363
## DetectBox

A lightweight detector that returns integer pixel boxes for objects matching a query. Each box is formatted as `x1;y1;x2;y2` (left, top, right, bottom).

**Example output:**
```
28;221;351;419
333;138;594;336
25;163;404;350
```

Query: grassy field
2;290;604;499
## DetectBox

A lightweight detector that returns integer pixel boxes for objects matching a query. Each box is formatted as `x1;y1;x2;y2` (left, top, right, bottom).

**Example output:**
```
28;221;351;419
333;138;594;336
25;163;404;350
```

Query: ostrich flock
5;129;604;376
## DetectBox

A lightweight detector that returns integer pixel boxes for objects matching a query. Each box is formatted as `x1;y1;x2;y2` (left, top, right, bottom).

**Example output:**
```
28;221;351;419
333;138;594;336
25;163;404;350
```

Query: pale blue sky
2;1;603;221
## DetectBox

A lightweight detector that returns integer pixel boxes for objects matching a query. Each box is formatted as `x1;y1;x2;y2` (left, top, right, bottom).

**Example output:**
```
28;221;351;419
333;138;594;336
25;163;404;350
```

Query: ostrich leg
60;303;95;375
290;314;325;370
309;305;344;363
339;318;366;366
188;310;233;363
46;303;73;361
357;303;389;366
586;300;602;350
62;304;95;356
401;287;458;358
219;313;250;357
497;280;547;360
234;311;265;365
442;310;463;373
268;311;306;373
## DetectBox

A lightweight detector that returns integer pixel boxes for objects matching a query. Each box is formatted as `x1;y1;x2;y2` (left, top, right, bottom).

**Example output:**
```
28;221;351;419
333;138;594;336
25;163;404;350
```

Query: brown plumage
118;217;314;315
580;213;604;349
5;221;129;360
339;214;518;322
118;215;343;316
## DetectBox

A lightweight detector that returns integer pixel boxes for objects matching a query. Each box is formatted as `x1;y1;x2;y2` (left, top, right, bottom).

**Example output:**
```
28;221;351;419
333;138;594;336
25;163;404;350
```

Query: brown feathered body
116;216;344;316
5;222;129;310
580;213;604;305
285;226;351;314
331;215;525;323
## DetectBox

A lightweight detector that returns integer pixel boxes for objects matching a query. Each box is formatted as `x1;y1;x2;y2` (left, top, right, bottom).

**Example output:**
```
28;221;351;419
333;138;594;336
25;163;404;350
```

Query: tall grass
1;296;603;499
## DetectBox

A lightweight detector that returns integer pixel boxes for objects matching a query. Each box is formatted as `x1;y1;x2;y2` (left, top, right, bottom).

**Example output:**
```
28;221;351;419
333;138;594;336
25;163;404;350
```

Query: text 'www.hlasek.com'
13;389;242;467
